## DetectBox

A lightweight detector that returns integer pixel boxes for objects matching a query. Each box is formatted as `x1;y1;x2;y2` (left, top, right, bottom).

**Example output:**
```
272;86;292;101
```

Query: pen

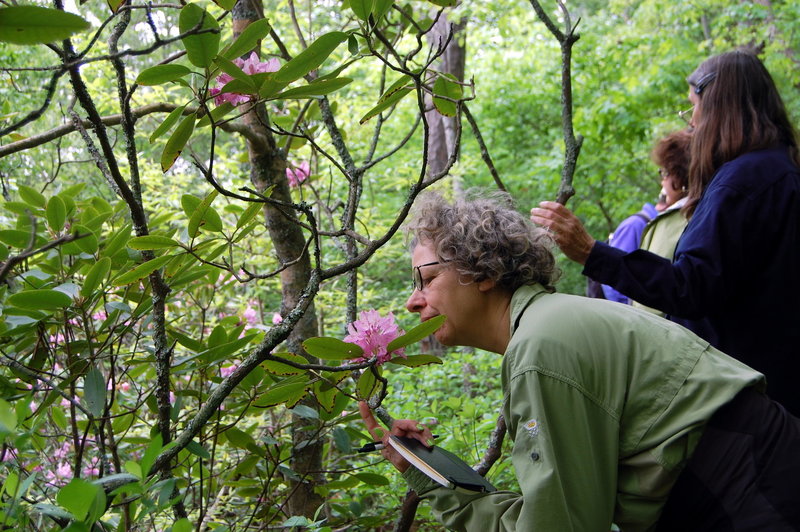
356;435;439;453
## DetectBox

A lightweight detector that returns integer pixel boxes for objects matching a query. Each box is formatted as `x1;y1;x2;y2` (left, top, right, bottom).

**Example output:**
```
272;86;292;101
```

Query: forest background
0;0;798;530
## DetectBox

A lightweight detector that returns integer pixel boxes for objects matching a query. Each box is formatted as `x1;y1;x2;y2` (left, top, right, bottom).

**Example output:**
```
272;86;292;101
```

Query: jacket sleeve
404;368;620;531
600;215;647;303
584;180;747;319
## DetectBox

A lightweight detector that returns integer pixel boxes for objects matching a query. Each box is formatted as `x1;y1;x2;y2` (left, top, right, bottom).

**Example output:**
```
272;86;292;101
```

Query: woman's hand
358;402;434;473
530;201;596;265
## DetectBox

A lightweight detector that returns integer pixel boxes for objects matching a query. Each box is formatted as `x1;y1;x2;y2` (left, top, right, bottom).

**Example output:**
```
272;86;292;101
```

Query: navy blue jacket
584;147;800;415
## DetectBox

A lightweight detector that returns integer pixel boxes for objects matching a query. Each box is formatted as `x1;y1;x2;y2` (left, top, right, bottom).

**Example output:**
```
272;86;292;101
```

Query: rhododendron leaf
212;0;236;10
386;315;446;352
379;73;416;102
57;478;102;522
359;87;412;124
220;18;271;61
127;235;181;250
236;202;262;230
274;77;352;99
187;190;222;237
149;105;186;143
107;0;125;14
218;78;257;97
112;255;174;286
427;0;457;6
80;257;111;298
178;4;220;69
161;113;195;172
0;6;90;45
387;354;443;367
273;31;348;85
350;0;372;21
253;377;310;408
357;369;381;400
261;352;307;375
374;0;393;19
46;195;67;232
18;185;45;208
197;102;234;128
83;366;106;418
214;55;254;86
303;337;363;360
7;289;72;310
354;472;391;486
135;64;193;86
432;74;462;117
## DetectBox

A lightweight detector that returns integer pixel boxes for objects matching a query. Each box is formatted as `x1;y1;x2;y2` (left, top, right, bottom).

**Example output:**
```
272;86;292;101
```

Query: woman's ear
477;278;496;292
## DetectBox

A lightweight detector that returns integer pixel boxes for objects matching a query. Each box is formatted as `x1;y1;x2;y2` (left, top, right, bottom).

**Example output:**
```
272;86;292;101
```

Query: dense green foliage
0;0;797;530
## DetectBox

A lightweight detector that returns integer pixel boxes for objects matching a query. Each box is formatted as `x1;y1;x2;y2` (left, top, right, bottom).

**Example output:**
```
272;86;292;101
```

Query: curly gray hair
405;190;559;291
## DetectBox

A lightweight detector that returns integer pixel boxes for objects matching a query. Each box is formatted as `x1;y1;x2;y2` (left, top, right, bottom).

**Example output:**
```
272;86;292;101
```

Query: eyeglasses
412;261;440;292
678;106;694;125
659;168;669;178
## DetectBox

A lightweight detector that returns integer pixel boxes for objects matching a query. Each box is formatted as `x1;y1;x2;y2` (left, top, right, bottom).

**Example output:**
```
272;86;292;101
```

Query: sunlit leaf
128;235;181;250
359;87;412;124
236;202;262;230
178;3;220;69
101;223;131;258
187;190;222;237
432;74;463;116
107;0;126;14
215;55;255;86
0;6;90;45
273;31;348;84
212;0;236;10
350;0;373;21
196;102;235;127
253;377;310;408
357;369;381;400
7;289;72;310
354;472;391;486
135;64;193;86
302;337;363;360
261;352;307;375
426;0;457;6
112;254;174;286
161;113;195;172
56;478;101;522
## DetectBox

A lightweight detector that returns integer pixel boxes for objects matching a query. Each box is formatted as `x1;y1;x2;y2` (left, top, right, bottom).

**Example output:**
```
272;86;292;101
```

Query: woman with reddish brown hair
531;48;800;415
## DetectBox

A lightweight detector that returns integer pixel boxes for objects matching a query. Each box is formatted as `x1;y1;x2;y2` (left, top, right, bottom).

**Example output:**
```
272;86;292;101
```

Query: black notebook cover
387;435;497;493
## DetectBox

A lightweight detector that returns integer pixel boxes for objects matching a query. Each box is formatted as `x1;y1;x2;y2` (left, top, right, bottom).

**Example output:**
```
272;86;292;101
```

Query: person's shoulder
714;147;799;193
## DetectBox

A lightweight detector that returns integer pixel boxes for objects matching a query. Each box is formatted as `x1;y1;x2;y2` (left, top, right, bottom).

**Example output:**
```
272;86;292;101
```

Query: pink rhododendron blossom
272;312;283;325
286;161;310;187
210;52;281;106
344;310;406;364
220;365;236;378
243;304;259;327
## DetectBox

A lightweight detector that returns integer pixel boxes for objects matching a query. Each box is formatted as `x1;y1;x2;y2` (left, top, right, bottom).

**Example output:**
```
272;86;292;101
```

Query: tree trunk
232;0;324;518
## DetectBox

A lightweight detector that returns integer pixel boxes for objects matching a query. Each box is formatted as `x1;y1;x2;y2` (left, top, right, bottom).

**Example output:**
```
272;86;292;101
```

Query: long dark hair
684;48;799;216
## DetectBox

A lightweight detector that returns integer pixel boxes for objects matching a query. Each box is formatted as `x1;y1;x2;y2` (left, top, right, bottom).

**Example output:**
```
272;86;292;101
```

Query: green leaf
196;102;235;127
236;202;262;230
56;478;100;522
80;257;111;298
112;254;174;286
379;72;416;102
354;472;391;486
260;352;307;375
212;0;237;10
0;229;34;248
302;337;363;360
289;404;319;419
135;64;193;86
46;195;67;233
357;369;381;400
179;4;220;69
187;190;222;237
18;185;45;208
172;518;193;532
101;223;131;258
7;289;72;310
215;55;255;87
253;377;310;408
373;0;394;19
359;87;412;124
273;31;348;84
71;224;98;254
128;235;181;250
333;426;351;453
386;315;446;352
221;18;271;61
387;354;443;367
427;0;457;6
350;0;373;21
0;6;90;45
186;439;211;459
432;74;463;117
161;113;196;172
224;427;257;450
273;77;353;99
0;398;17;436
83;367;106;418
149;105;186;144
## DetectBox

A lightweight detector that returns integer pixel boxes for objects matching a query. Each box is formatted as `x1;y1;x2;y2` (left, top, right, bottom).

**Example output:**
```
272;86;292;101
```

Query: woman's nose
405;289;425;313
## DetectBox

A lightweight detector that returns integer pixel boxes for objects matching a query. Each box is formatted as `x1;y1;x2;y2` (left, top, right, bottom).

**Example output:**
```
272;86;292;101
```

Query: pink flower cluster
210;52;281;106
344;310;406;365
286;161;310;187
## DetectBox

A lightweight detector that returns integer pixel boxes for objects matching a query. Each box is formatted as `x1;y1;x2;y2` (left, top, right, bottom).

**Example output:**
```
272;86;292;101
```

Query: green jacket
631;203;689;316
403;284;763;531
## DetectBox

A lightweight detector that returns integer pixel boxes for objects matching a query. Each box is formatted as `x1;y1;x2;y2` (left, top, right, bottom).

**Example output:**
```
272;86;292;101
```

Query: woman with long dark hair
531;48;800;415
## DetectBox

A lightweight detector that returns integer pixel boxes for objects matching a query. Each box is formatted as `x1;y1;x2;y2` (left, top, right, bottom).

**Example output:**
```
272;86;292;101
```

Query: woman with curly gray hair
361;190;800;531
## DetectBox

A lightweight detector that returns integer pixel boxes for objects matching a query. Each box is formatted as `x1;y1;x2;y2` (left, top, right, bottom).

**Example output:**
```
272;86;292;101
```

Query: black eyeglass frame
412;261;441;292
